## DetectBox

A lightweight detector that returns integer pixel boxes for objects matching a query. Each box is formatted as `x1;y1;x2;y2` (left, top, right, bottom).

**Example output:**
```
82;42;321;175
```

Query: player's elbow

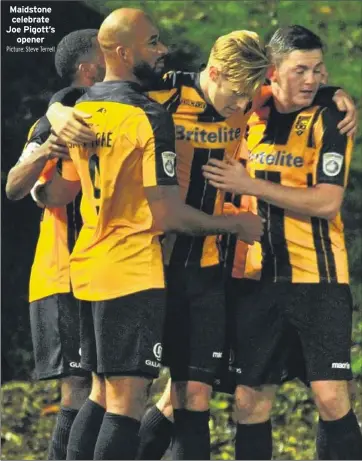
5;184;19;201
5;176;22;201
316;202;341;221
152;209;179;232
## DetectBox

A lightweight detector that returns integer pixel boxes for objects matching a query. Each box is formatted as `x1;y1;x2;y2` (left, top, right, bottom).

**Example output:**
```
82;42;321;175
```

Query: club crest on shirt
295;115;312;136
323;152;344;177
161;151;176;177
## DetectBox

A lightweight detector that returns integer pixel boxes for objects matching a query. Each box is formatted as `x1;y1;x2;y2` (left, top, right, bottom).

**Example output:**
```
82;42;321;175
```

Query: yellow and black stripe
247;100;352;283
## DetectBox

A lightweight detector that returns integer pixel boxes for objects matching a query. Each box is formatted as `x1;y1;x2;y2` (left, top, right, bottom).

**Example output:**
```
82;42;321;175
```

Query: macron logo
331;362;350;369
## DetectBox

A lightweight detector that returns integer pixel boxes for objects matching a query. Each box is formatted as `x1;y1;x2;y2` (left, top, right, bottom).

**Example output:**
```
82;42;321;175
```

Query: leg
171;380;212;460
29;294;91;460
66;301;106;460
234;384;276;460
230;280;287;461
164;265;227;460
156;378;173;421
94;376;152;460
60;375;91;410
291;284;362;460
137;378;174;460
66;374;106;460
312;380;362;460
93;289;167;460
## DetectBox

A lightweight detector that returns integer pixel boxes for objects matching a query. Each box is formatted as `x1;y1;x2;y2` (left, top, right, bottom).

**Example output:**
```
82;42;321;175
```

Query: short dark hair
55;29;98;82
268;25;324;65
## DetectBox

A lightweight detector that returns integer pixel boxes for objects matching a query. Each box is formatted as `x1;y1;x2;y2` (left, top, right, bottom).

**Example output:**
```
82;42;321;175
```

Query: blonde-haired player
46;21;356;460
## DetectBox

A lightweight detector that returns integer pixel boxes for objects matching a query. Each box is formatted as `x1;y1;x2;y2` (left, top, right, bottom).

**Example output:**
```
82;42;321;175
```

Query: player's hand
235;211;264;245
46;102;96;143
203;158;253;195
333;89;358;137
37;133;70;160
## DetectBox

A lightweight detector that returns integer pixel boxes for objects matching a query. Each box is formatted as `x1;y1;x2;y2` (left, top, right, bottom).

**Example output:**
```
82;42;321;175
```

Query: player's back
67;81;177;301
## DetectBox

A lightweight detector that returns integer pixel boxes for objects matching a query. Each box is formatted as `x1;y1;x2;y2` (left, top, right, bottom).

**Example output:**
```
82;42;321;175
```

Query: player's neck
103;70;141;85
271;82;305;114
199;69;213;105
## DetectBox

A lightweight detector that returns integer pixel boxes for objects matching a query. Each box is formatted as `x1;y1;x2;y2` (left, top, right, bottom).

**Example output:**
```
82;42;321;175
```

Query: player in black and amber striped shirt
203;25;362;460
38;10;265;460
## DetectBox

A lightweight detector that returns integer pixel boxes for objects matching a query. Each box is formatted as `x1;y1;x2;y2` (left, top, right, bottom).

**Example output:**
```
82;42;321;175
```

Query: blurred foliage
2;374;362;460
2;0;362;460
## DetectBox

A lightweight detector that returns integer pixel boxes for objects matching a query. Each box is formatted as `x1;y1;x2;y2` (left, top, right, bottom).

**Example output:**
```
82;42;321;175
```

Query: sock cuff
173;409;210;426
320;409;358;434
104;412;141;430
237;419;272;434
144;405;173;429
87;398;106;413
60;406;79;417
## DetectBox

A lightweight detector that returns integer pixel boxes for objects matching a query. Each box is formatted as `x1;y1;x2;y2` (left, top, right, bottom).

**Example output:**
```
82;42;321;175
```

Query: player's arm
140;108;263;244
146;186;262;244
6;87;93;201
46;87;95;144
203;109;352;221
34;160;81;207
313;84;357;137
6;119;69;201
251;82;357;137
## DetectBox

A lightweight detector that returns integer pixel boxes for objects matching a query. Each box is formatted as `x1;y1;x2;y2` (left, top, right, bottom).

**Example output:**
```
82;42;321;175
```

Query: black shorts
230;279;353;387
30;293;88;380
80;289;166;379
162;264;226;385
213;276;252;395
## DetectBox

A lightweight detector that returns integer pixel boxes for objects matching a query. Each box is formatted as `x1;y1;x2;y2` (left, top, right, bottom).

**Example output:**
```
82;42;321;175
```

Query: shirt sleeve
138;104;178;187
18;116;51;164
48;86;86;107
61;159;80;181
313;85;341;107
314;107;353;187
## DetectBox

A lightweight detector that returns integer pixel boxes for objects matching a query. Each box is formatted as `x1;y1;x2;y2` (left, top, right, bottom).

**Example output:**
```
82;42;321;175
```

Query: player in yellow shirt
46;21;358;460
36;9;263;460
5;30;104;460
203;25;362;460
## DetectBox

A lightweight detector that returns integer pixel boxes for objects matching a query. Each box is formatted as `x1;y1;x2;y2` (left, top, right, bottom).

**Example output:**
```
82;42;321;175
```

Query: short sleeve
314;107;353;187
48;86;86;107
18;117;51;164
61;160;80;181
313;85;340;107
138;105;178;187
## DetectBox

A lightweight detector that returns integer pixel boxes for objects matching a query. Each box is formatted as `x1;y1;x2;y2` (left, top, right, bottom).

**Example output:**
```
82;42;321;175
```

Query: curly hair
55;29;98;82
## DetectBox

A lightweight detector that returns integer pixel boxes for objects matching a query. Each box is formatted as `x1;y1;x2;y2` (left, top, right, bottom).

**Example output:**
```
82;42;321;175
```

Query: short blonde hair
208;30;270;97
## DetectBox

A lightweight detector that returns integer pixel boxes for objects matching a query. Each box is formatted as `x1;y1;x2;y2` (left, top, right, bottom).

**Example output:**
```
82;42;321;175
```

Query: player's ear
116;45;130;63
209;66;221;83
78;62;92;79
268;65;277;82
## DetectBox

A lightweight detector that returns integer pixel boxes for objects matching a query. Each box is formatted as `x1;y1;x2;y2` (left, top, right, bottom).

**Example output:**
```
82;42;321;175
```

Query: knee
61;375;92;409
89;373;106;408
156;380;173;419
172;381;211;411
106;376;151;420
234;385;274;424
313;382;351;420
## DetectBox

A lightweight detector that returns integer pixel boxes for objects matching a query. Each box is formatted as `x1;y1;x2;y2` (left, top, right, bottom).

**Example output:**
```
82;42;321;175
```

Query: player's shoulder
27;115;51;144
317;104;346;128
49;86;87;107
136;94;175;133
148;70;199;91
80;81;174;127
